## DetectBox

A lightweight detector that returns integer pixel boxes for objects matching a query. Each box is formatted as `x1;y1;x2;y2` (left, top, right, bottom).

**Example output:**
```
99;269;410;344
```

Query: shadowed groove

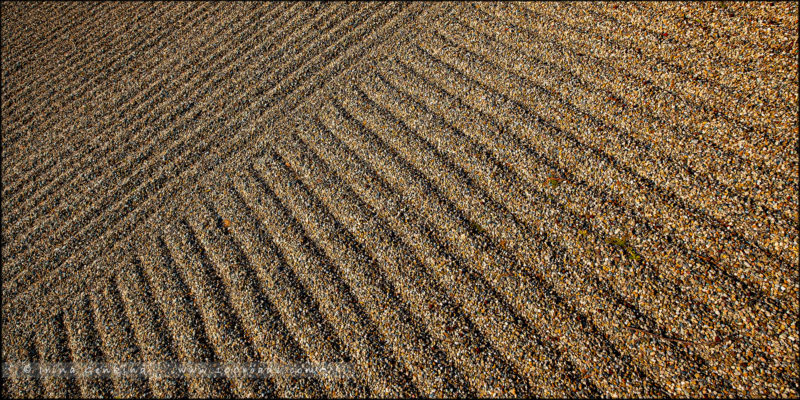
569;2;797;110
398;14;800;316
189;191;331;397
340;75;739;393
326;87;670;396
115;256;190;397
316;93;663;395
243;164;421;397
516;1;797;133
88;277;151;398
289;113;599;396
2;0;387;269
63;294;114;398
404;37;798;313
34;312;81;398
150;235;236;398
5;2;794;397
3;0;292;282
220;182;374;397
1;2;186;128
179;218;277;398
255;133;498;396
1;3;215;216
2;3;170;149
495;2;798;175
380;50;788;390
1;1;73;60
4;0;412;309
448;6;797;214
1;3;92;98
1;2;213;186
9;335;44;399
1;2;260;217
1;2;284;187
1;1;117;107
427;14;797;249
162;219;275;398
377;55;796;389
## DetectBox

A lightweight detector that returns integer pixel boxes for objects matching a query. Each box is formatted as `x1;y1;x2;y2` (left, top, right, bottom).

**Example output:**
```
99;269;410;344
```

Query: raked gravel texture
2;1;798;398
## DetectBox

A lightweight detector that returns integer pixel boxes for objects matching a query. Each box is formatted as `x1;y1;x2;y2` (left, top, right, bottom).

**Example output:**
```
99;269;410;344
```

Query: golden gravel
2;1;797;398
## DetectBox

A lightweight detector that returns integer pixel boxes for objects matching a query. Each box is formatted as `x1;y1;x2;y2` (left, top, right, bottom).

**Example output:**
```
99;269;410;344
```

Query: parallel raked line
428;16;800;304
0;2;214;200
332;68;680;394
382;51;797;379
633;1;799;53
189;0;427;177
2;159;191;348
161;219;277;398
88;275;152;398
573;2;797;105
504;2;798;176
581;2;798;95
3;0;409;358
138;233;237;398
327;84;647;395
0;1;301;234
396;36;796;384
0;1;86;84
253;147;477;396
218;180;384;398
286;109;605;397
184;193;338;398
115;256;191;397
346;73;736;396
0;1;315;249
412;27;798;307
34;312;81;398
0;0;65;56
330;80;683;395
338;75;738;395
480;1;799;188
3;0;414;314
412;28;796;318
4;121;214;301
1;2;139;111
255;132;524;396
457;5;798;229
1;2;230;200
201;181;373;397
423;14;800;324
1;1;116;80
237;166;421;398
0;1;114;105
1;3;175;128
307;107;613;396
528;1;797;124
0;2;224;190
0;3;220;229
2;332;44;399
1;2;168;150
557;2;798;167
62;294;114;399
5;0;420;343
472;3;798;204
376;56;791;394
1;0;345;279
1;1;349;232
2;0;384;294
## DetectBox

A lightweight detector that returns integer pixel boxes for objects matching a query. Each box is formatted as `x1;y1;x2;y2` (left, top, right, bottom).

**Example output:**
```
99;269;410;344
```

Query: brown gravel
2;1;798;398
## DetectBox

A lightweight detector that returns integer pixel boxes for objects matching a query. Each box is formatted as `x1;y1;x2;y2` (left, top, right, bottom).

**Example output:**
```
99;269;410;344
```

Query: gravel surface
2;1;797;398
